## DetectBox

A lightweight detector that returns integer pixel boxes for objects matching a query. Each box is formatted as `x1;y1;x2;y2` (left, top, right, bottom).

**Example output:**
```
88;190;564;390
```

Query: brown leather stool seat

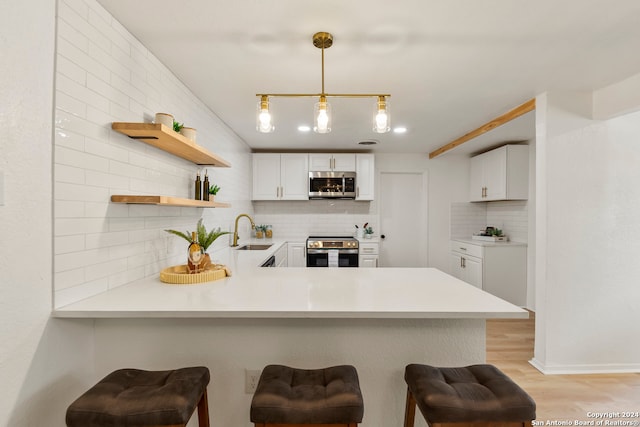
66;366;210;427
250;364;364;427
404;364;536;427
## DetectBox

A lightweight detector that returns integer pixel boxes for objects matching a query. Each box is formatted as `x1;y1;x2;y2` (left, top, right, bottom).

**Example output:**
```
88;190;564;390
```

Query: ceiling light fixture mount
256;31;391;134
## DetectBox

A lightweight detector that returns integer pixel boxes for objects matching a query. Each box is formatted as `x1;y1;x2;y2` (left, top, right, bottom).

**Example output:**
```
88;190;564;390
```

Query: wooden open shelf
111;195;231;208
112;122;231;167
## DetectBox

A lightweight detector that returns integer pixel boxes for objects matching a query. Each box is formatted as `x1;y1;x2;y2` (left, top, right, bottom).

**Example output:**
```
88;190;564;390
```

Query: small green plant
173;119;184;133
209;184;220;195
364;226;374;235
490;228;503;237
165;218;230;252
256;225;268;232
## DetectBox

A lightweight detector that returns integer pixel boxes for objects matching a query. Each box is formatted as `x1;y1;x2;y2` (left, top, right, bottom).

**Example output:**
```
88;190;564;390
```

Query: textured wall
0;0;95;425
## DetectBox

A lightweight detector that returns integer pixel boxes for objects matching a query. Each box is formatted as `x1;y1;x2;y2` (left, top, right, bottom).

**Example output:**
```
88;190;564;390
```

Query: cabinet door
355;154;375;200
482;147;507;200
308;154;333;171
287;243;306;267
359;255;378;268
253;154;281;200
280;154;309;200
450;254;465;280
333;154;356;171
274;243;288;267
462;256;483;289
469;155;485;202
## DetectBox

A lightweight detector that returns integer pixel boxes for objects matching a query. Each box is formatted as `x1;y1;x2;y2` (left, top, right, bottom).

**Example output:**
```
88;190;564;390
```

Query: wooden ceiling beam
428;98;536;159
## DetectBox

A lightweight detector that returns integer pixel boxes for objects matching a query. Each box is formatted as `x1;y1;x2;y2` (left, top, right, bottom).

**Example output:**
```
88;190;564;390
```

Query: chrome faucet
232;213;255;247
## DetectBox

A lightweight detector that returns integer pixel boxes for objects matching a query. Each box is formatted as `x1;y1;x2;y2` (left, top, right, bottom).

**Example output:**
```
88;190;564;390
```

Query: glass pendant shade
373;96;390;133
256;96;274;133
313;96;332;134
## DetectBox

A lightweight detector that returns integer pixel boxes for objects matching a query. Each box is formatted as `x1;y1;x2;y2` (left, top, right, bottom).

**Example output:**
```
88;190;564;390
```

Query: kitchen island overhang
53;267;527;319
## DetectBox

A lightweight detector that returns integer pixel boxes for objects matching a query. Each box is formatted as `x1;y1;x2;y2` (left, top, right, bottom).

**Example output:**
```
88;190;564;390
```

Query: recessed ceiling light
393;127;407;134
298;125;311;132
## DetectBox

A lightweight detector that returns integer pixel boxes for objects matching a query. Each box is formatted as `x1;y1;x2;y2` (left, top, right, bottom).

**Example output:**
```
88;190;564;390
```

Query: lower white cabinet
359;241;379;268
274;243;288;268
450;240;527;306
287;242;306;267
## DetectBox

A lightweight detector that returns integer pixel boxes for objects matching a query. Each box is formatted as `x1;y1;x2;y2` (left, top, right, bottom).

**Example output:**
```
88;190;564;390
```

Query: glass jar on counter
265;225;273;238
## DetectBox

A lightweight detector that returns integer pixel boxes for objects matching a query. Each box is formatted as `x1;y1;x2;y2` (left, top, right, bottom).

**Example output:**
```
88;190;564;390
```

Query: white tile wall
253;200;379;240
53;0;252;308
450;201;529;242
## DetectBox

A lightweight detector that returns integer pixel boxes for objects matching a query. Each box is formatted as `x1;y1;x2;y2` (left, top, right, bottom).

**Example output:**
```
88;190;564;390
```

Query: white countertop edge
52;309;529;319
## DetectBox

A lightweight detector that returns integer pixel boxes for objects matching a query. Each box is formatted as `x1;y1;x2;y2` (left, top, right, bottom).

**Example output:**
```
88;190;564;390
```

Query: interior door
379;172;428;267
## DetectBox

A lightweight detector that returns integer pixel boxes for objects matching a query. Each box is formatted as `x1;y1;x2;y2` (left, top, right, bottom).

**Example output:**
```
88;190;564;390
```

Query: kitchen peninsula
54;242;526;427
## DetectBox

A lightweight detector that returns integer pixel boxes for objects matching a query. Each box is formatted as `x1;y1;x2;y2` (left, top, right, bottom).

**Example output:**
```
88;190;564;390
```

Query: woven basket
160;263;231;285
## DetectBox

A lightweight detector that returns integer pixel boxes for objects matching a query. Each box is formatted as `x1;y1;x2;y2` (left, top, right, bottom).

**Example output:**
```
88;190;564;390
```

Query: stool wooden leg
404;387;416;427
197;388;210;427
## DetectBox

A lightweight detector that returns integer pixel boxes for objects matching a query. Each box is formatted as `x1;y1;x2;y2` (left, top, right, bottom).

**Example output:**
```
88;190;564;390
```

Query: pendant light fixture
257;32;391;134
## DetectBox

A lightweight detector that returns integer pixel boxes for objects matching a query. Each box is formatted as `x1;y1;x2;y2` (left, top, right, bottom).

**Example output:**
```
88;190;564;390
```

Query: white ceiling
96;0;640;156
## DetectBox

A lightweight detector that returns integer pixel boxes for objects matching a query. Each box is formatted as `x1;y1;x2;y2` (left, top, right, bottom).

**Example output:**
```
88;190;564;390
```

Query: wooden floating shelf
111;195;231;208
112;122;231;167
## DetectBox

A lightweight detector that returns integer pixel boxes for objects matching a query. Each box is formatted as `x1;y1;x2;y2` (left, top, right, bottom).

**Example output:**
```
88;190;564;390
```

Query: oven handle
306;249;359;255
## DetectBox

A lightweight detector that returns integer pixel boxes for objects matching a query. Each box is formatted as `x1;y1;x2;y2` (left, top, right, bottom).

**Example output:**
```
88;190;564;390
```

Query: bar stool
250;364;364;427
66;366;210;427
404;364;536;427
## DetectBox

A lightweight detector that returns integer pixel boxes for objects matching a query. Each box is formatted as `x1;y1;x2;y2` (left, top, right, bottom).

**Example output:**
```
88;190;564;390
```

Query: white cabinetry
274;243;288;267
469;145;528;202
253;153;308;200
450;242;483;288
359;241;379;268
309;153;356;171
287;242;306;267
355;154;375;201
450;240;527;306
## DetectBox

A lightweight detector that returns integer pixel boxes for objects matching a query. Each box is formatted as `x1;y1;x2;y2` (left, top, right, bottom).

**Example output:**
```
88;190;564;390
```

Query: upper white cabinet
309;153;356;171
253;153;309;200
355;154;375;201
469;144;528;202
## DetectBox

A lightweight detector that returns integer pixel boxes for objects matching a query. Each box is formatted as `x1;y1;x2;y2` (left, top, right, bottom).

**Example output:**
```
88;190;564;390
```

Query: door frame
378;170;429;267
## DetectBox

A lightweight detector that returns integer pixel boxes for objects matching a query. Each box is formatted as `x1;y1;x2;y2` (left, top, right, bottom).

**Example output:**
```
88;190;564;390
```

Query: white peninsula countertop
53;240;527;319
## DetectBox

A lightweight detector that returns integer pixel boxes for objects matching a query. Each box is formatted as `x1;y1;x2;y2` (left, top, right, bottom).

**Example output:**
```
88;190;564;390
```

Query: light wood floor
487;311;640;420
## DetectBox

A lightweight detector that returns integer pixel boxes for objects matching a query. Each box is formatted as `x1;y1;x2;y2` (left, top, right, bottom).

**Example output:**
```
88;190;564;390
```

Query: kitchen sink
236;244;273;250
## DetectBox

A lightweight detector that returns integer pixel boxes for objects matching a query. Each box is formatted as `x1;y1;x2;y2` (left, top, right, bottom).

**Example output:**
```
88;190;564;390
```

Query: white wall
533;91;640;373
53;0;253;307
0;0;95;425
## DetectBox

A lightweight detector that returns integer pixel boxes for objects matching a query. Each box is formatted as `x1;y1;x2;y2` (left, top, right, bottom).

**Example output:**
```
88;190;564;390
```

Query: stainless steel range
306;236;359;267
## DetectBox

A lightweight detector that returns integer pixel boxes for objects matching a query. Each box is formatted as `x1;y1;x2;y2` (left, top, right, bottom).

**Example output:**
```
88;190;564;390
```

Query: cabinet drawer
359;242;379;255
450;241;483;258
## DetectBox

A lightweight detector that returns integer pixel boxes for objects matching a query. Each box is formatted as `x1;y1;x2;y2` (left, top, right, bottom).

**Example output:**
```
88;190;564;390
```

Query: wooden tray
160;263;231;285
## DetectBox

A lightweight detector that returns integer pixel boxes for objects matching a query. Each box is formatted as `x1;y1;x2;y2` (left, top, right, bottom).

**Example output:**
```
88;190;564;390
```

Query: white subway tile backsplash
55;200;85;218
85;231;129;249
56;218;108;236
54;0;252;308
56;73;110;113
450;201;528;243
56;54;87;85
55;267;86;291
56;235;86;255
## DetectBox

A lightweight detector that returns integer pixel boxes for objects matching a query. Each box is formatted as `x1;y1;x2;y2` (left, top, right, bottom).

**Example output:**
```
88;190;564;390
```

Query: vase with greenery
165;219;231;269
173;119;184;133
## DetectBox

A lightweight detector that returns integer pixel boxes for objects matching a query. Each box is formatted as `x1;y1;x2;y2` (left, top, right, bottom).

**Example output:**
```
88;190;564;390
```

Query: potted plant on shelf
208;184;220;200
165;219;231;271
173;119;184;133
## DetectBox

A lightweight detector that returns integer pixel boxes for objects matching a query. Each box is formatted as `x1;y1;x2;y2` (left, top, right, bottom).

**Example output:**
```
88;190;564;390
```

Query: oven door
306;249;359;267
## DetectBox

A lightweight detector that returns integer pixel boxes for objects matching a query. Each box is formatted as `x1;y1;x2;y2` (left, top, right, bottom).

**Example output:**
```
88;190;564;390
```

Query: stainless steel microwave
309;171;356;199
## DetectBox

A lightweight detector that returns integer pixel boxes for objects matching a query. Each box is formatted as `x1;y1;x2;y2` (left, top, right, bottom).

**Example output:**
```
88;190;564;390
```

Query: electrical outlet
245;369;262;394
